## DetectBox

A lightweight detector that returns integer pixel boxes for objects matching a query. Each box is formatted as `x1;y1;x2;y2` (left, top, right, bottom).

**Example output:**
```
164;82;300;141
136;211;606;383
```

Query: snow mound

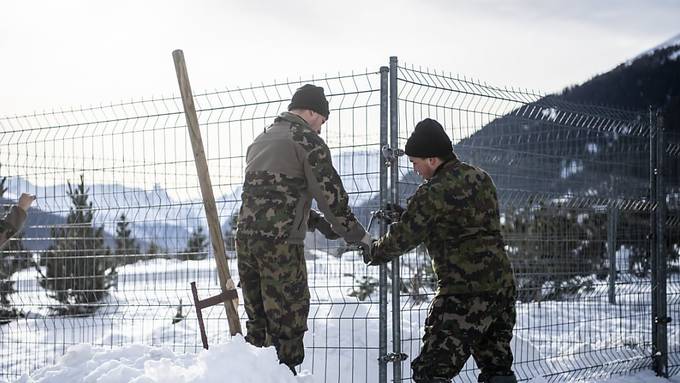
15;335;313;383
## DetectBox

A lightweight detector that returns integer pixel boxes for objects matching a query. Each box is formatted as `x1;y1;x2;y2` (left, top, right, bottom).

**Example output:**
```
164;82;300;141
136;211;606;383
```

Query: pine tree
38;175;116;315
178;226;208;261
347;275;378;301
503;203;607;302
114;213;140;265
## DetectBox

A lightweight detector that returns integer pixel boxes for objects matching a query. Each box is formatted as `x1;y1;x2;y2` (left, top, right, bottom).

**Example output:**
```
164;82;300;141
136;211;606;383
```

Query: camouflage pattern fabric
370;153;517;380
237;112;366;244
237;112;366;368
238;170;304;241
371;154;516;295
411;290;516;382
236;236;309;368
291;123;363;238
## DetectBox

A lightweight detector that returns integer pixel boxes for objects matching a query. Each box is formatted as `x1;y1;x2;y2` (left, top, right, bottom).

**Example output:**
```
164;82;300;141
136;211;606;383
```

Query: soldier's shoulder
290;124;326;152
453;161;492;183
410;181;437;202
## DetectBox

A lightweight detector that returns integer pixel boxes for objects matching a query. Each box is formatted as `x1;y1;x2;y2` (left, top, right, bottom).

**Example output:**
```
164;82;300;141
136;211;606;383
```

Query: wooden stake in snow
172;49;242;339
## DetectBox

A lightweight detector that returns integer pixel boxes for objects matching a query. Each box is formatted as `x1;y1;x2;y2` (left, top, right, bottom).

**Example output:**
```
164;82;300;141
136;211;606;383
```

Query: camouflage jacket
372;155;516;295
0;206;27;250
237;112;366;244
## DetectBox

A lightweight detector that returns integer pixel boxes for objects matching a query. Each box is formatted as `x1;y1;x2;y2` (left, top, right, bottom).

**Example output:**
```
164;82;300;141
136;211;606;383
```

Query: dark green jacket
372;155;516;295
237;112;366;244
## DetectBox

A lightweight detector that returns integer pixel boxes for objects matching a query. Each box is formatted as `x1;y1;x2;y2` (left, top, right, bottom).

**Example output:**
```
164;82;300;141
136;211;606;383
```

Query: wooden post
172;49;242;336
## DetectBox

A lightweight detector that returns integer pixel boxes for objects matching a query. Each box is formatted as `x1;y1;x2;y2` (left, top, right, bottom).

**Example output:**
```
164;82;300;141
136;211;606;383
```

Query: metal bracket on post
378;352;408;364
191;281;239;349
655;316;672;325
381;145;404;167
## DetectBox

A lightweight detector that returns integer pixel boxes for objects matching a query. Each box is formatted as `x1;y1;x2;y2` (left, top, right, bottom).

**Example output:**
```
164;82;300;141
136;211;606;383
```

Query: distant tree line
0;174;239;322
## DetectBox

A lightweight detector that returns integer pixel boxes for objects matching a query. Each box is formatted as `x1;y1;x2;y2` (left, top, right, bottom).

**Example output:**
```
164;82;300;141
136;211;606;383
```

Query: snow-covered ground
2;251;678;382
10;338;680;383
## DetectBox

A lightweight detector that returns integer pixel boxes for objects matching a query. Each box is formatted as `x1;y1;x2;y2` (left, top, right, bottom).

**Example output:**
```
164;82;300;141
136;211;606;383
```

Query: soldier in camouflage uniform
365;119;517;383
0;193;35;249
236;84;373;374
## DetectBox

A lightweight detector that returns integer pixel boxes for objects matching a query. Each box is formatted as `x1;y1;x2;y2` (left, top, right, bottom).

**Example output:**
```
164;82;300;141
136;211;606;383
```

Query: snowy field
1;252;678;382
9;338;680;383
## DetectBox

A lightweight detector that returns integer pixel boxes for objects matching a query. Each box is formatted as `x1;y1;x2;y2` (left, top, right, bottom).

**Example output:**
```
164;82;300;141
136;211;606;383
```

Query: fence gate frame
376;56;406;383
651;108;670;377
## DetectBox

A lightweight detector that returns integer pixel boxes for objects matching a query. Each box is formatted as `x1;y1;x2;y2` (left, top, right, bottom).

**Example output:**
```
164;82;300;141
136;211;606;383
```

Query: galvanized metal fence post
651;108;669;377
389;55;403;382
608;204;618;305
379;65;390;383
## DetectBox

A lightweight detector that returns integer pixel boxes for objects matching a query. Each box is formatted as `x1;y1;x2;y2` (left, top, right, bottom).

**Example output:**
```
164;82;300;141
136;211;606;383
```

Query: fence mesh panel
0;59;677;382
0;72;385;382
665;125;680;376
392;63;671;382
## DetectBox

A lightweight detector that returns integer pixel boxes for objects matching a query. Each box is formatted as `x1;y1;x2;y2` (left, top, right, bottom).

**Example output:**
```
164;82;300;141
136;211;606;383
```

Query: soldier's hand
357;233;374;254
18;193;36;212
356;233;377;265
362;240;380;266
385;203;405;224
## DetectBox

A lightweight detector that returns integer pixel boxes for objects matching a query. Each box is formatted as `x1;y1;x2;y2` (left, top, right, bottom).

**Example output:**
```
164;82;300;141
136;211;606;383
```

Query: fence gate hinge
382;145;405;166
655;316;672;324
379;352;408;363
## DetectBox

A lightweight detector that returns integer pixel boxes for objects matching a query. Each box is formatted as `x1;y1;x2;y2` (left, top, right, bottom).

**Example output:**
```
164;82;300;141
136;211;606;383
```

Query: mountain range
457;33;680;206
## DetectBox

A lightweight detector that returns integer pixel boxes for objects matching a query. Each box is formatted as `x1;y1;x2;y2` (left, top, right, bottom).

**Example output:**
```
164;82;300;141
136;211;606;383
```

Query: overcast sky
1;0;678;116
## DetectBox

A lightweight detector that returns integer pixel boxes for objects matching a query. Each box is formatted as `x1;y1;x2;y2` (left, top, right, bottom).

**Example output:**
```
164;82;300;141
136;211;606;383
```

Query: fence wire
0;72;384;382
392;62;678;382
665;124;680;377
0;58;677;383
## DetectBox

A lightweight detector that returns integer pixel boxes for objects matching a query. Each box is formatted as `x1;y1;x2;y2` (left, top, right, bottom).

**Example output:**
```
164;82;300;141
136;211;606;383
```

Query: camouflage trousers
236;236;310;368
411;289;516;382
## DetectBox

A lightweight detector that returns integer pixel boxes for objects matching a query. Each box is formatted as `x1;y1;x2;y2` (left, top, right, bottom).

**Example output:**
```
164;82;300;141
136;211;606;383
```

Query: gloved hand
308;210;341;240
384;203;405;224
363;240;383;266
314;218;341;240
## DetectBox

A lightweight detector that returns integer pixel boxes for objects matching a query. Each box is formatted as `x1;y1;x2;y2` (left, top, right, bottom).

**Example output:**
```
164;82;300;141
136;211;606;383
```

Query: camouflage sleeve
303;144;366;243
372;184;435;264
0;206;26;249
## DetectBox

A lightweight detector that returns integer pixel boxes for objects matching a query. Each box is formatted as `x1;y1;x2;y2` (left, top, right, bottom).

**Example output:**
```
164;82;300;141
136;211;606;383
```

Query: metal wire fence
390;58;678;382
0;70;387;381
0;56;677;382
665;125;680;377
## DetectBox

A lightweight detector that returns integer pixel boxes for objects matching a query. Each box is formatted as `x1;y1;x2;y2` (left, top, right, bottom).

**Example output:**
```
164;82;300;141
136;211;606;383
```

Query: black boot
285;363;297;376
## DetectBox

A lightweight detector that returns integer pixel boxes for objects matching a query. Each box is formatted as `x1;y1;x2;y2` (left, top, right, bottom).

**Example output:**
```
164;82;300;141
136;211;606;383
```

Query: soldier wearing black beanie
238;82;372;374
366;117;518;382
404;118;453;158
288;84;330;120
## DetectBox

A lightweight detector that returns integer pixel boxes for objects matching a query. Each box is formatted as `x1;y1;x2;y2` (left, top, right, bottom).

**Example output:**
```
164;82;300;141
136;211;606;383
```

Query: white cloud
1;0;679;116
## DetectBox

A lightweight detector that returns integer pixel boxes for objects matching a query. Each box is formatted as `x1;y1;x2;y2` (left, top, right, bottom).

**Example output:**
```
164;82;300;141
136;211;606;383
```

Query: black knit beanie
287;84;330;119
404;118;453;158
